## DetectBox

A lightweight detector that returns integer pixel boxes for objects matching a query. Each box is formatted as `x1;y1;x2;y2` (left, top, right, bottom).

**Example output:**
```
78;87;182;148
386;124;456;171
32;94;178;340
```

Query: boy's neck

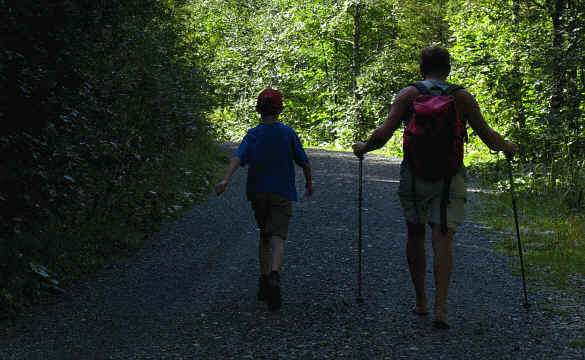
261;115;279;123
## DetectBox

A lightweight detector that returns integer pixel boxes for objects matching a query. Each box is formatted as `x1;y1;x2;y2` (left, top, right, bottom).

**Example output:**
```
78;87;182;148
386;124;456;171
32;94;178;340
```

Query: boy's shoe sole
267;271;282;311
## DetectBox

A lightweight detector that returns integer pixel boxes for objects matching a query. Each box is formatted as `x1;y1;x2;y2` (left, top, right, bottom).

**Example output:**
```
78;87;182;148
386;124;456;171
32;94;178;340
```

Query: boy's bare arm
215;156;242;196
458;90;517;155
303;163;314;197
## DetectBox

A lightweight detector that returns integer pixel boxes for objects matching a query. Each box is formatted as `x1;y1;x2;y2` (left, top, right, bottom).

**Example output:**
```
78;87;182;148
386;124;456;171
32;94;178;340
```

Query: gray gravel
1;146;584;359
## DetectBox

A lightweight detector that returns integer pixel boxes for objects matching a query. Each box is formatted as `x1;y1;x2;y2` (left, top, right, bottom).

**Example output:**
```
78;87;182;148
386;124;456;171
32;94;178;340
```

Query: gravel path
1;146;583;359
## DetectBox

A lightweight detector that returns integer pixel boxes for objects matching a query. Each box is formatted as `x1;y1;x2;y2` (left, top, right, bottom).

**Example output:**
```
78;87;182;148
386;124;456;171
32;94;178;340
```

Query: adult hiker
353;46;517;329
215;88;314;311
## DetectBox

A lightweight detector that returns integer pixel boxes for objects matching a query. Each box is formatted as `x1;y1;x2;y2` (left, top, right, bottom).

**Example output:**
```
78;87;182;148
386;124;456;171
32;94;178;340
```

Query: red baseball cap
256;88;284;114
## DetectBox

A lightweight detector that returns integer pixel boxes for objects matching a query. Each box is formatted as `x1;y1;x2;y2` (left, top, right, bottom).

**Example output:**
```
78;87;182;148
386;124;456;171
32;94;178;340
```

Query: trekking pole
356;155;364;303
506;153;530;310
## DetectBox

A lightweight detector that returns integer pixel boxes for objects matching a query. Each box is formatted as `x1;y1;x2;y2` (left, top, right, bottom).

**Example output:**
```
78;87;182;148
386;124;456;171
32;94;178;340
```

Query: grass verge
468;161;585;295
468;159;585;345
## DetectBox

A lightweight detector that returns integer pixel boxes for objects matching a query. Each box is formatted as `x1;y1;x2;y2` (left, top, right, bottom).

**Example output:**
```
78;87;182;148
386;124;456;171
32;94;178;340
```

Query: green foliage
447;0;585;183
208;107;250;141
190;0;401;146
470;159;585;298
0;0;218;318
191;0;584;206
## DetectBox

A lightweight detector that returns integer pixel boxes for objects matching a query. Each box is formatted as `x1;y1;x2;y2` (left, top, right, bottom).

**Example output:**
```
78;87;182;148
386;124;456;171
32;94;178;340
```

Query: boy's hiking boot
257;275;269;301
267;271;282;311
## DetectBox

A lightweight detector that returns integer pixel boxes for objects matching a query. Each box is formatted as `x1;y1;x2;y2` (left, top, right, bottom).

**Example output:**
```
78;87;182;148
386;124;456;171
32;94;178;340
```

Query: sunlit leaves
190;0;402;145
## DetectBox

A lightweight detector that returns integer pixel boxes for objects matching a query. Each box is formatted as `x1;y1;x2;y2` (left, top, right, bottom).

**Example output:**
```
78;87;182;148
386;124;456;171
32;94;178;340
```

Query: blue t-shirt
235;122;309;201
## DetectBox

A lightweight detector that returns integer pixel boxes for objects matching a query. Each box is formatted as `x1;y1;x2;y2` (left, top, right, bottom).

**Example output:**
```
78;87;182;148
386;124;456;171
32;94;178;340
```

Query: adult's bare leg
406;223;428;315
431;224;454;328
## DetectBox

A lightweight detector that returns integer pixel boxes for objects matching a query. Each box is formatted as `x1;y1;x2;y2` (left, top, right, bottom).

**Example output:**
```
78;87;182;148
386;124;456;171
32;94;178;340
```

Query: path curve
1;146;583;359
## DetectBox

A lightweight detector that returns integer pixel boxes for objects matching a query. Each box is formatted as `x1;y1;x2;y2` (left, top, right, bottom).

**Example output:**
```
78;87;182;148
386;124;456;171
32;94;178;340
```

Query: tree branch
525;0;547;10
332;36;354;45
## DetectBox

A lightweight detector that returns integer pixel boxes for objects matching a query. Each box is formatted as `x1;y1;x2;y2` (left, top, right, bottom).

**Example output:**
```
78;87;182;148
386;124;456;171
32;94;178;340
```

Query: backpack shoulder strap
430;82;464;96
410;81;464;96
409;81;431;95
443;84;464;96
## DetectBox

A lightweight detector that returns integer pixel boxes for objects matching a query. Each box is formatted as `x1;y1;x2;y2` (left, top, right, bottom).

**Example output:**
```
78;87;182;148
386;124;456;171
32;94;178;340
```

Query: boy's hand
304;183;314;197
215;180;228;196
353;142;366;159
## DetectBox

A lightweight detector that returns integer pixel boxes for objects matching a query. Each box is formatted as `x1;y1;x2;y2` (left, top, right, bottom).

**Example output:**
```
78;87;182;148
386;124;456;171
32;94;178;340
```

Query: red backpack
403;80;466;234
403;81;466;181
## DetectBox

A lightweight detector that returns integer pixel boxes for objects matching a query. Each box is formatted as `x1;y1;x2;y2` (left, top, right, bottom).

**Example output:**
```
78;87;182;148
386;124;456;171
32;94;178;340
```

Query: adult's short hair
420;46;451;77
256;88;284;116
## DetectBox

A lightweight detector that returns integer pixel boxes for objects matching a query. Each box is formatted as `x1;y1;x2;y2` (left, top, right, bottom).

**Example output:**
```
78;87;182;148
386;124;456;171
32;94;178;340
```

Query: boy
215;88;314;311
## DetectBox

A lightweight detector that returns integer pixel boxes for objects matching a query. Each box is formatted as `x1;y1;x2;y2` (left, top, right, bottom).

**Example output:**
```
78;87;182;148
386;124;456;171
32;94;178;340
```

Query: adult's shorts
250;192;293;239
397;162;467;230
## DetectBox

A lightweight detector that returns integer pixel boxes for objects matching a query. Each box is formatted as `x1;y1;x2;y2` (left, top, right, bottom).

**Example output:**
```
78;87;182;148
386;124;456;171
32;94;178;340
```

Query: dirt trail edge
1;146;583;360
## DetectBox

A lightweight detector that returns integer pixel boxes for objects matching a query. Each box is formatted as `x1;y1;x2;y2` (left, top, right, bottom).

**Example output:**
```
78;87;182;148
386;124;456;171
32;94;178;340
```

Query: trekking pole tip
356;296;364;304
523;302;531;311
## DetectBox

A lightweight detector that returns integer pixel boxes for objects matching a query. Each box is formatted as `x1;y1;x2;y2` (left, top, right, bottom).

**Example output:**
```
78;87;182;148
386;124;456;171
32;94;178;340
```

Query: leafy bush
0;0;217;319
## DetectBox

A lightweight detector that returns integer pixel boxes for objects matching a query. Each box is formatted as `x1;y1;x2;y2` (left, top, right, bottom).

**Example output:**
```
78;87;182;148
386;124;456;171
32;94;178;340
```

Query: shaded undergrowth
0;141;227;320
468;158;585;299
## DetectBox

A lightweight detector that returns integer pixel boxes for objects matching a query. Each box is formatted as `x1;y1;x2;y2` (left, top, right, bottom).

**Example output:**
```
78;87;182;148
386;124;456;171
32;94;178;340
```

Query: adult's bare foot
411;306;429;315
433;312;450;329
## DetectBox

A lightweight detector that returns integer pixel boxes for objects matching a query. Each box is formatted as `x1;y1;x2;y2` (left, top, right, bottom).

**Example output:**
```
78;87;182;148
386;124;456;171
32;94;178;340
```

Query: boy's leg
257;236;271;301
265;194;291;310
267;235;284;310
406;222;428;315
251;194;272;301
430;224;454;328
251;193;272;274
270;235;284;272
266;193;291;273
259;235;271;275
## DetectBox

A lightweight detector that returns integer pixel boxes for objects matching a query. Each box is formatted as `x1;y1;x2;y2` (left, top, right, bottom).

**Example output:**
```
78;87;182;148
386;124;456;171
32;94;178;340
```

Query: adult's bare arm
353;86;418;157
458;90;517;155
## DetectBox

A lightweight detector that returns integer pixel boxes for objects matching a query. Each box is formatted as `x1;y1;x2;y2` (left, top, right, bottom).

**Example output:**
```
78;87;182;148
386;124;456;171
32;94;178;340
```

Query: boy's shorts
250;192;292;240
397;162;467;230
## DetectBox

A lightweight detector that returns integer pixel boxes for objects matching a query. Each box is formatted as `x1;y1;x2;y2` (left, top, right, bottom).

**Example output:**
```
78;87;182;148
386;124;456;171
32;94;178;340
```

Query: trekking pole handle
352;142;365;160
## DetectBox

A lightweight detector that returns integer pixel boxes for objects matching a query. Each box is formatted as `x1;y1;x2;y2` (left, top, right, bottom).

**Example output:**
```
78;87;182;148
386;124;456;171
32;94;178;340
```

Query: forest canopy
197;0;584;205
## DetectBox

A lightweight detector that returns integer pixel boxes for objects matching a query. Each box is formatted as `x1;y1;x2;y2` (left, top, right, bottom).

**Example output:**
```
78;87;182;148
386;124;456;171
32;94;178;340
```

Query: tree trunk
546;0;568;128
511;0;526;129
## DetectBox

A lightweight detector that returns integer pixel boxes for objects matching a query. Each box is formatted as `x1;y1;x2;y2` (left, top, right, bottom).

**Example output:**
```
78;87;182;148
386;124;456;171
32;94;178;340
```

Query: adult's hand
353;142;366;159
504;140;518;160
